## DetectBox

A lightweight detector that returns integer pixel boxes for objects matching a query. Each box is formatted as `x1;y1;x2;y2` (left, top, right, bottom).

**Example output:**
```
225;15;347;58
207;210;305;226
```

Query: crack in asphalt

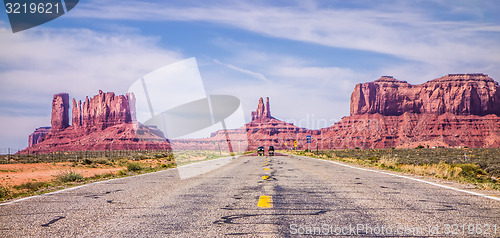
214;209;331;224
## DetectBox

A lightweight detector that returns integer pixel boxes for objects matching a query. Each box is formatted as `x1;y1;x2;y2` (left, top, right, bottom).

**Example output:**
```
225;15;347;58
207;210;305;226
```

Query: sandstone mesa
21;73;500;153
20;90;170;154
172;73;500;150
351;74;500;116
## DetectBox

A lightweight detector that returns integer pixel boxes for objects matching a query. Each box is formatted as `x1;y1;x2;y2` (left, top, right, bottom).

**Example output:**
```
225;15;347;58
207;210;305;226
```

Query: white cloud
0;25;183;148
0;27;182;100
71;0;500;78
200;52;367;129
2;0;499;149
213;59;269;82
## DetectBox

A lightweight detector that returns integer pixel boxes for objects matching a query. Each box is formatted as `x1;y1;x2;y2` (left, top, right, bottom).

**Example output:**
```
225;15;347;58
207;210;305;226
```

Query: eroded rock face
251;97;273;122
23;123;170;153
51;93;69;132
173;74;500;150
71;98;82;128
28;127;51;147
78;90;135;131
350;74;500;116
343;73;500;148
21;91;169;154
318;113;500;149
172;97;316;151
24;73;500;153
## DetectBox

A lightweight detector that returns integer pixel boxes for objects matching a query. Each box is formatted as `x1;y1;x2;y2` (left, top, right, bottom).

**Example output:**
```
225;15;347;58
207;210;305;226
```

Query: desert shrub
167;154;175;161
13;181;49;191
115;158;129;166
161;163;176;169
57;171;84;183
457;164;487;179
126;162;143;172
94;158;112;165
367;156;379;163
379;163;394;170
142;165;156;172
0;184;10;198
154;152;171;159
88;172;115;180
133;155;148;161
117;170;127;176
81;158;93;165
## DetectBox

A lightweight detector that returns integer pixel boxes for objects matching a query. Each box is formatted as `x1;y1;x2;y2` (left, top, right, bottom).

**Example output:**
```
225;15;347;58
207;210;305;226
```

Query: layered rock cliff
335;73;500;148
351;74;500;116
28;127;51;147
319;113;500;149
21;91;170;153
23;73;500;153
174;74;500;150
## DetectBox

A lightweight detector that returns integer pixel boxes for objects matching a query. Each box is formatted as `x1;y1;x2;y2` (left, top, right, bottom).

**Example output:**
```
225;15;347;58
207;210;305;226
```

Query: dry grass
289;148;500;191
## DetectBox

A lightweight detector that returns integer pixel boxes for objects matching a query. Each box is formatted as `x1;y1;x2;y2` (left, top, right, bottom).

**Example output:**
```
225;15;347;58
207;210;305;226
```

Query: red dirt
0;162;123;187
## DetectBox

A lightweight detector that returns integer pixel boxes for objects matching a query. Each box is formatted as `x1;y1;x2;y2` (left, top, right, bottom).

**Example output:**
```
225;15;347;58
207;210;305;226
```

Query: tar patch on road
41;216;65;227
84;189;123;199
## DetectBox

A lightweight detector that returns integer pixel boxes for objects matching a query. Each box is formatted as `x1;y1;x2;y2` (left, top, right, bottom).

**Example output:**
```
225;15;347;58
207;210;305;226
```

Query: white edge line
0;155;240;206
301;155;500;202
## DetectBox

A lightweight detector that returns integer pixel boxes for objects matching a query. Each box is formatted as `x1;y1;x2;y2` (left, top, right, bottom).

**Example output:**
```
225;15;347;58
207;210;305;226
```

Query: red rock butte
20;73;500;153
20;90;170;154
351;74;500;116
325;73;500;149
170;96;314;151
172;73;500;150
251;97;273;121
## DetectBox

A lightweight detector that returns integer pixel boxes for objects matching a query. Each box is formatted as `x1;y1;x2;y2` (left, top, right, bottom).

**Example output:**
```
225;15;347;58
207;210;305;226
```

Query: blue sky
0;0;499;150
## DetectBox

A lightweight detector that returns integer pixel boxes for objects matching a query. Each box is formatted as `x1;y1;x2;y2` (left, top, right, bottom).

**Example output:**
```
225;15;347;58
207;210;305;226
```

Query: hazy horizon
1;0;499;150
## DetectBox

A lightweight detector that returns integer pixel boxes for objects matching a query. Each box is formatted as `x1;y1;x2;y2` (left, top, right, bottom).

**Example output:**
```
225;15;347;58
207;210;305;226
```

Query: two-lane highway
1;155;499;237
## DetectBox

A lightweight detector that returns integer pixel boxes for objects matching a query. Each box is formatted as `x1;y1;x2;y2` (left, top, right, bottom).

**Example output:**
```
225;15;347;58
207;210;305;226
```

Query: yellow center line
262;176;269;180
257;195;273;208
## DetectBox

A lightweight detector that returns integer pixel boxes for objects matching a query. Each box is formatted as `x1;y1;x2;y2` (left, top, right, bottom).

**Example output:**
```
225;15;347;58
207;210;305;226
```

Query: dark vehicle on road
268;146;275;156
257;146;264;156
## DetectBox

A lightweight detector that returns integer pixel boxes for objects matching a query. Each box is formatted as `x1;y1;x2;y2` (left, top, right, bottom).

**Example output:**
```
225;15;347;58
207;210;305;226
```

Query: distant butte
173;73;500;150
19;91;170;154
351;73;500;116
251;97;273;122
21;73;500;153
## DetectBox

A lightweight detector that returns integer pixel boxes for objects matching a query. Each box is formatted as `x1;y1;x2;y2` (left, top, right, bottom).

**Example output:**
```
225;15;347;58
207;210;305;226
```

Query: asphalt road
1;155;499;237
